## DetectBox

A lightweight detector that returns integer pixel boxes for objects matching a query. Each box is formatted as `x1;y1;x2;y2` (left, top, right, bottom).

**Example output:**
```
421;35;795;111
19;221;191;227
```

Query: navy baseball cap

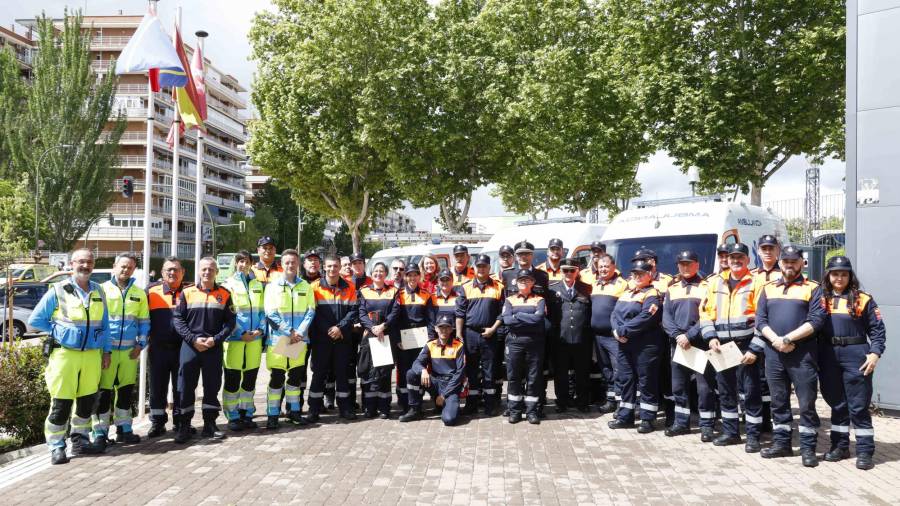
758;234;779;247
825;255;852;272
676;250;698;263
590;241;606;252
515;268;535;280
632;248;657;261
781;245;803;260
727;243;750;257
257;236;275;247
437;269;453;280
474;254;491;266
548;238;564;249
405;264;421;275
716;244;729;254
452;244;469;255
499;245;514;256
350;253;365;263
630;260;653;273
435;314;454;327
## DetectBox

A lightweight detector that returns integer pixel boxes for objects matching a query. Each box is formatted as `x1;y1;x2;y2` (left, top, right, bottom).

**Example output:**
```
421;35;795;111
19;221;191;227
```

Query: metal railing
117;84;147;95
91;60;114;72
205;78;247;108
763;193;845;224
90;36;130;49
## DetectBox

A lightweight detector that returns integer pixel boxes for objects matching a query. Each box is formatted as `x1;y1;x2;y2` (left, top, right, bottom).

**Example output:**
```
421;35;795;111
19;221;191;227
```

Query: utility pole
296;203;303;252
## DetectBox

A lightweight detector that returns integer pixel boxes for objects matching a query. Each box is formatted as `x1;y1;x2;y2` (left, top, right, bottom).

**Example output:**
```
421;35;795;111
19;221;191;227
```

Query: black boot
597;401;617;414
761;445;793;459
114;430;141;444
201;413;226;439
266;415;279;430
147;421;166;438
801;449;819;468
607;419;634;429
714;434;741;446
173;417;192;444
70;434;103;455
665;424;690;437
241;414;259;430
288;411;309;425
50;447;69;465
399;408;423;422
856;454;874;470
745;436;761;453
823;446;850;462
637;420;654;434
700;427;715;443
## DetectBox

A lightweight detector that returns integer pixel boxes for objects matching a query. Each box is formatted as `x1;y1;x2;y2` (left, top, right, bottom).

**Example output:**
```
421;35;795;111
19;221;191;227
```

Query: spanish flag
172;27;207;132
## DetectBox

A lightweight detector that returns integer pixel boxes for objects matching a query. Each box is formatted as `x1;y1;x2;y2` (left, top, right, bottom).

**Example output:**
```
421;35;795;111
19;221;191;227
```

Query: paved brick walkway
2;369;899;505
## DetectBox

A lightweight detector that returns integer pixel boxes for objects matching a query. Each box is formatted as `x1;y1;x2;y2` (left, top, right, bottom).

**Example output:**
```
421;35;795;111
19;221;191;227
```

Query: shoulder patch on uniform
874;308;882;320
648;303;658;315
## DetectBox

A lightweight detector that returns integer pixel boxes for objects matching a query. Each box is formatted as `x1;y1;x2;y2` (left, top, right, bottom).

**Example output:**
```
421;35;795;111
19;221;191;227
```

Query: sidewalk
1;368;898;505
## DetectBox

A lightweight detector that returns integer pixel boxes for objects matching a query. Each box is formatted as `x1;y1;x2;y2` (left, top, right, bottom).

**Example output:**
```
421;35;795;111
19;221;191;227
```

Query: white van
480;221;607;272
367;243;483;275
602;201;788;275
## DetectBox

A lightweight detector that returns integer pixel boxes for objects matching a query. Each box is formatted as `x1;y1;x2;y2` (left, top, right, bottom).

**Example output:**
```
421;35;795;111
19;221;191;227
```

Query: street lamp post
34;144;74;254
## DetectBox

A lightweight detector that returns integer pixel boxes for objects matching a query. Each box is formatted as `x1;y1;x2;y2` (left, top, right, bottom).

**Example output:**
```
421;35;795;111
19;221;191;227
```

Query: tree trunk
750;181;763;206
350;223;361;255
439;192;473;233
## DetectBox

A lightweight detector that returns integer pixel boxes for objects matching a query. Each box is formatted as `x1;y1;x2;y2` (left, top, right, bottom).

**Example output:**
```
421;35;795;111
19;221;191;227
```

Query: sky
1;0;847;230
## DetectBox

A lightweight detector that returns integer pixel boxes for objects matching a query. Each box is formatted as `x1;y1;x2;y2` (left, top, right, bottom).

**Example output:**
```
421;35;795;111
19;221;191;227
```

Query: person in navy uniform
502;269;549;424
756;245;827;467
399;314;466;426
818;255;886;470
607;260;664;434
547;259;592;413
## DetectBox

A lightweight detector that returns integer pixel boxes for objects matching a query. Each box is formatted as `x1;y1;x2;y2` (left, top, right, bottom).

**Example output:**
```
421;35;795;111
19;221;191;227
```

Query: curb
0;442;44;466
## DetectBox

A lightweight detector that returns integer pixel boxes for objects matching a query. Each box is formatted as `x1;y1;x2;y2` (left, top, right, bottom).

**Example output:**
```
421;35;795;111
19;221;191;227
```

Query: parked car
0;283;50;338
0;263;59;286
41;269;147;288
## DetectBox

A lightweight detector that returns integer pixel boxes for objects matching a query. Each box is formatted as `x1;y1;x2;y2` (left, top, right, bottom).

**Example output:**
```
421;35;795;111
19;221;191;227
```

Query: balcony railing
91;60;114;72
205;78;246;108
117;84;148;95
90;36;130;49
107;203;195;220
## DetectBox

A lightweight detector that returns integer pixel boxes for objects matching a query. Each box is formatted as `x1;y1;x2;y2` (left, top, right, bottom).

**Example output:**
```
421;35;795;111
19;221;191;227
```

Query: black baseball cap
758;234;779;247
435;314;454;328
453;244;469;255
716;244;729;254
630;260;653;273
405;264;421;275
781;245;803;260
727;243;750;257
257;236;275;247
560;258;580;270
350;253;365;263
304;249;321;260
632;248;657;261
474;254;491;266
499;245;514;256
515;268;535;281
548;238;563;249
590;241;606;252
676;250;698;263
437;269;453;280
825;255;852;272
514;241;535;254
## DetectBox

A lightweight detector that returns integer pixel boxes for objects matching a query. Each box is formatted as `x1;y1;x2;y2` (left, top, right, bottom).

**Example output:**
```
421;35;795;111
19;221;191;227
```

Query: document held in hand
368;336;394;367
273;336;306;360
706;341;744;372
400;326;429;350
672;344;709;374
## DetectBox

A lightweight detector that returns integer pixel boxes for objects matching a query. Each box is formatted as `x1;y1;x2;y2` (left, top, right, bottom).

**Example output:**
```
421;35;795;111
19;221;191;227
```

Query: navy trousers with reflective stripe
594;334;620;402
715;340;763;437
149;344;181;424
309;338;350;412
670;345;717;429
819;343;875;455
464;328;497;410
505;337;543;417
405;370;460;425
765;343;820;450
616;340;660;423
178;342;223;422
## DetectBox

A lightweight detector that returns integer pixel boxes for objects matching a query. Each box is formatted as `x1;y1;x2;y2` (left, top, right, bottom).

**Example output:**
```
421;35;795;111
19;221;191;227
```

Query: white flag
115;12;183;75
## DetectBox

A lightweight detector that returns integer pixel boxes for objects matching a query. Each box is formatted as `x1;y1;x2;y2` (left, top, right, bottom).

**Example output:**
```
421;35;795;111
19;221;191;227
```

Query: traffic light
122;176;134;198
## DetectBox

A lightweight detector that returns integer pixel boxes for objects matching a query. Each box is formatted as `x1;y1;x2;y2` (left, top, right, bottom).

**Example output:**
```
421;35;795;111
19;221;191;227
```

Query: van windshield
605;234;719;276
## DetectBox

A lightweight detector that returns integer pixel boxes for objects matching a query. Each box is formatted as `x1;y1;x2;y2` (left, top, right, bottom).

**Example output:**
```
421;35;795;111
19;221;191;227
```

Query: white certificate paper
706;341;744;372
673;345;709;374
368;337;394;367
273;336;306;360
400;326;429;350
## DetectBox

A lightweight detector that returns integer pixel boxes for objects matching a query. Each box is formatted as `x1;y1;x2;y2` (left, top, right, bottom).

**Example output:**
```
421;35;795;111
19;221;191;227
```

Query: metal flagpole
137;0;159;421
170;6;182;257
193;30;208;283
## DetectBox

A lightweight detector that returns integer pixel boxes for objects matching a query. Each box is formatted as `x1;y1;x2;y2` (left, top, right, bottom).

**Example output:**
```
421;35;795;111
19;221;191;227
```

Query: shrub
0;343;49;447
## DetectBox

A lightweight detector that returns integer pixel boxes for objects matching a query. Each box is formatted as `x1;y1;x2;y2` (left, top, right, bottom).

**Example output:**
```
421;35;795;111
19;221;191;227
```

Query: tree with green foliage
249;0;427;253
481;1;651;217
0;48;27;175
610;0;845;204
367;0;510;233
3;12;125;251
0;180;30;274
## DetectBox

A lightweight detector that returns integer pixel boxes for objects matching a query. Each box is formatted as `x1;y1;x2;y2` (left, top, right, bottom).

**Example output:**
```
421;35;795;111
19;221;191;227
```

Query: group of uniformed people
29;234;886;471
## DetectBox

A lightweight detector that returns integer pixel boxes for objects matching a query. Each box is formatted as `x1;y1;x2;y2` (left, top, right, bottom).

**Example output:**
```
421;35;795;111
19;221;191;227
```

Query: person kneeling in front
399;315;465;426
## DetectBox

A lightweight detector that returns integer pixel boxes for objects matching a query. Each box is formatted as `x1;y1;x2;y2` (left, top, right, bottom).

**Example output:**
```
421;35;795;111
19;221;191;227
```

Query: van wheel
0;321;26;339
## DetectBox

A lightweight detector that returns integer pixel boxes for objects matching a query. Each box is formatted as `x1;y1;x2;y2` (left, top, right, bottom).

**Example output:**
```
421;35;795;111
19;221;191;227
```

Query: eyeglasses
392;267;405;271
